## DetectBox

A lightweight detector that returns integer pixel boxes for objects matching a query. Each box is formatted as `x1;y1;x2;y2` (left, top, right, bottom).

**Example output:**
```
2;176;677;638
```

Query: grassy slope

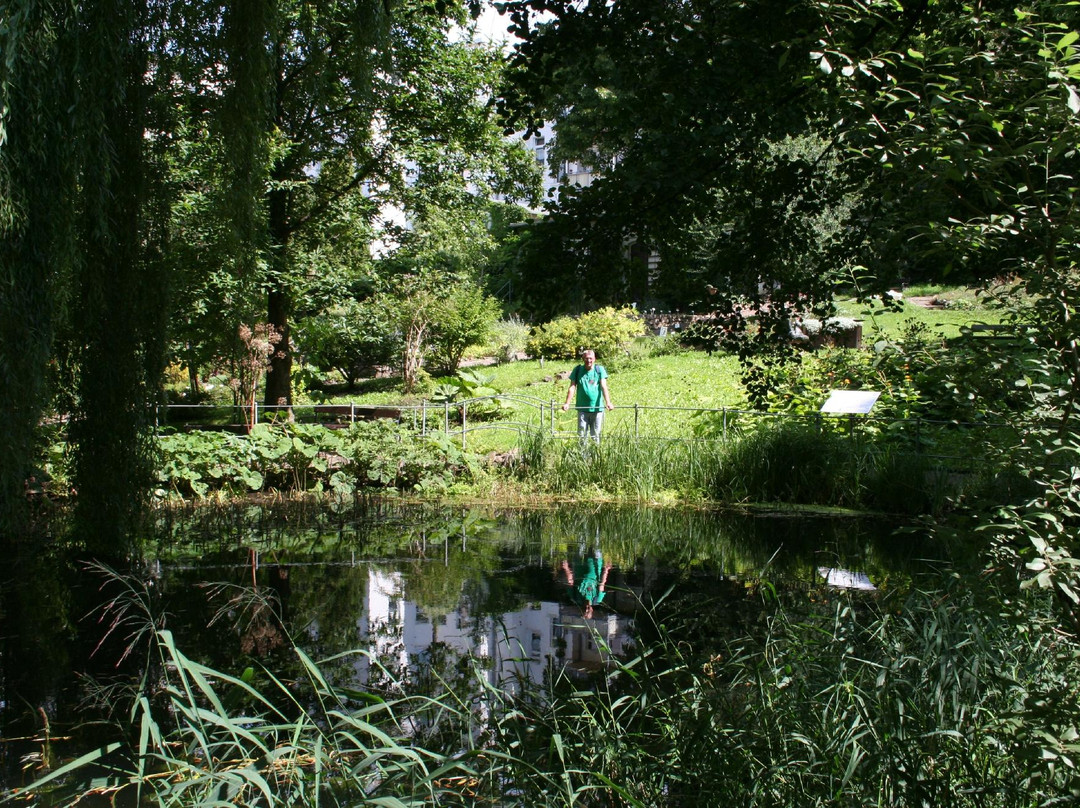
834;287;1001;342
294;290;1003;430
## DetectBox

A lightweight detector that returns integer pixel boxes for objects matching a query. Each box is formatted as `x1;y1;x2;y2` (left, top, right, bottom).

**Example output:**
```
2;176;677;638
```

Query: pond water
0;499;960;791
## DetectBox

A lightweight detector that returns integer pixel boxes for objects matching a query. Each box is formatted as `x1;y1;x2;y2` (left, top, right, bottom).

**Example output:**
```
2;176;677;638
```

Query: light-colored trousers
577;410;604;443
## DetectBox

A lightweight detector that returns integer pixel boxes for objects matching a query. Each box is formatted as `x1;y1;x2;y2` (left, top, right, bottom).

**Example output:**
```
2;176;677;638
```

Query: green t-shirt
571;555;606;606
570;364;608;412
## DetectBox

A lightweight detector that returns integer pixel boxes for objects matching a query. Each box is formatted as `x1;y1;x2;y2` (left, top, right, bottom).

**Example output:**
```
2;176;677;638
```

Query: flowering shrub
765;318;1036;423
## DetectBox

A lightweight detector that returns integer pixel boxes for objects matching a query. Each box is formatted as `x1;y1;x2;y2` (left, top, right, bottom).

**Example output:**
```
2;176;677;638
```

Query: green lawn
834;286;1002;342
323;351;748;454
183;287;1005;440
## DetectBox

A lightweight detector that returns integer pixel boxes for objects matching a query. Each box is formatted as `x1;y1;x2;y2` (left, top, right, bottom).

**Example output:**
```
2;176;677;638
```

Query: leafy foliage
155;421;476;498
426;285;503;376
430;368;514;421
525;306;645;360
295;299;399;388
497;0;857;322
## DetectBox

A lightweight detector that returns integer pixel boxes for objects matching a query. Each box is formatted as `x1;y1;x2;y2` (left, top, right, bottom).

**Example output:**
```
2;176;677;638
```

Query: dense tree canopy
0;0;536;551
494;0;1079;408
495;0;1078;320
813;0;1080;414
3;0;1078;553
200;0;537;406
496;0;857;324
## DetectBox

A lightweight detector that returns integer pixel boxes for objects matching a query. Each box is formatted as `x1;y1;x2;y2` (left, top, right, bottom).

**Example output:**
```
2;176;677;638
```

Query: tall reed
15;569;1074;806
522;431;726;501
523;421;954;514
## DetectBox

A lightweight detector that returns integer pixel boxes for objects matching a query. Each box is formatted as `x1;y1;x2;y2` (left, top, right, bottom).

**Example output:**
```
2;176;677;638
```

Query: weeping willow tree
1;0;170;556
1;0;533;556
0;1;80;550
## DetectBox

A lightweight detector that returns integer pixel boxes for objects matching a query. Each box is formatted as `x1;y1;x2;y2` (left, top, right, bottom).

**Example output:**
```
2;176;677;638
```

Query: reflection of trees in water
85;502;945;700
146;500;935;593
143;500;942;648
531;503;927;586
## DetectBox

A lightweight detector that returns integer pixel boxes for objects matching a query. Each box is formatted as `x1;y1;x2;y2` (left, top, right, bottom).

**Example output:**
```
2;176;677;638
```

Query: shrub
426;286;502;375
525;314;580;359
526;306;644;360
486;316;531;363
294;299;399;387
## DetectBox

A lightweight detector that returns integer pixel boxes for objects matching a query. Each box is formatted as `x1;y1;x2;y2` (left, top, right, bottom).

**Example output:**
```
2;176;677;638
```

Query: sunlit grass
833;292;1001;341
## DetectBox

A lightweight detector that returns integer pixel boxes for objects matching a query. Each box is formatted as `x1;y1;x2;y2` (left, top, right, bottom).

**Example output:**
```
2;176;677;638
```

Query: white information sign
820;390;880;414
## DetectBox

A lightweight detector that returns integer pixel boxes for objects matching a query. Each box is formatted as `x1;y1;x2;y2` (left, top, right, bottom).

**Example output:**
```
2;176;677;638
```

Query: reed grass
522;419;957;515
11;566;1079;807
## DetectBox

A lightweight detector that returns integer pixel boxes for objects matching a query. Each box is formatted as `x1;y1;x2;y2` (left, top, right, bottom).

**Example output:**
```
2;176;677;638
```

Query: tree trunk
263;178;292;408
264;286;292;407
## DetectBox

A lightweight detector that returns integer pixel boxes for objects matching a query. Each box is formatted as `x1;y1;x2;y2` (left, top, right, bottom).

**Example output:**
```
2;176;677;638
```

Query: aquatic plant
11;564;1080;807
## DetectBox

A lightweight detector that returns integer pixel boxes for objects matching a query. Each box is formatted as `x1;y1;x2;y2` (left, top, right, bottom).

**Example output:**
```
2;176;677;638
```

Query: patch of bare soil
906;296;946;308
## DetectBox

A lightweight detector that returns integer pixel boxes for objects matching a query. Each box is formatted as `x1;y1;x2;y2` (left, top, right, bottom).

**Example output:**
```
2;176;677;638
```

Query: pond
1;499;951;794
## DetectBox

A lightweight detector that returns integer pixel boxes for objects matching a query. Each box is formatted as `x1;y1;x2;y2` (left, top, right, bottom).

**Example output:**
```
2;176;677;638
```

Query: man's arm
560;559;574;585
562;369;578;411
598;563;611;591
600;378;614;410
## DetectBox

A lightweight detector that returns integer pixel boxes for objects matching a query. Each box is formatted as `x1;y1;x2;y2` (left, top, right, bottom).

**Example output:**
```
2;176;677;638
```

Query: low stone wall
640;311;862;348
641;312;713;334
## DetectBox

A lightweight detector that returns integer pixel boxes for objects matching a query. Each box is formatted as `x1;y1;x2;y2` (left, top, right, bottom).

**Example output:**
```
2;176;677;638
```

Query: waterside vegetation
12;559;1080;807
6;0;1080;802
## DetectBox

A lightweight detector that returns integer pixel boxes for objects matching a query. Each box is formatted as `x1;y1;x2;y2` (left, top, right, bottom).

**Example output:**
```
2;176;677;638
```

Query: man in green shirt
560;549;612;620
561;349;614;443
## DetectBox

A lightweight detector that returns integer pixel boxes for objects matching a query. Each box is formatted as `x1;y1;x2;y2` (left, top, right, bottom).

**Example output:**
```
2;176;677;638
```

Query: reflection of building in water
556;605;631;676
362;569;633;688
818;567;876;591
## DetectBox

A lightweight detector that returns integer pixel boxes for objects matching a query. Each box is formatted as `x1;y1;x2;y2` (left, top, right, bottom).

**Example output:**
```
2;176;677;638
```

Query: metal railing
155;396;1032;461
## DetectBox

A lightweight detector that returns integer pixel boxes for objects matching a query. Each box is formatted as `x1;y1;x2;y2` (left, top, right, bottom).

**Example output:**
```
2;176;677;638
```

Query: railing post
444;401;450;433
350;402;355;423
422;400;427;435
461;401;467;450
634;403;639;439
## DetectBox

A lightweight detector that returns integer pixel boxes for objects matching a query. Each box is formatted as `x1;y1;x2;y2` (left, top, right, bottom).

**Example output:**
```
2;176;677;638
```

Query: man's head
581;349;596;369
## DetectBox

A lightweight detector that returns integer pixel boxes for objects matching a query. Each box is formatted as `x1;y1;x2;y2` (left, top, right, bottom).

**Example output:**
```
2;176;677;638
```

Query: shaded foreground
7;561;1080;806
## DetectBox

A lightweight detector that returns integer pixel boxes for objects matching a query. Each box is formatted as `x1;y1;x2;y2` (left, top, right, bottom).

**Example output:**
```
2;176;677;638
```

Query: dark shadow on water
0;498;964;791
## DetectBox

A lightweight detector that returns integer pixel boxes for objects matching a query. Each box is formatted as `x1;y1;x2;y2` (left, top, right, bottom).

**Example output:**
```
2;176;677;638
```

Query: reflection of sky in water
0;503;960;789
144;502;940;697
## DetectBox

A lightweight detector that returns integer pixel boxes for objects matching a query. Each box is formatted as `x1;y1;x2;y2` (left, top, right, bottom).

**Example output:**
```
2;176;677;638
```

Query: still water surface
0;499;956;788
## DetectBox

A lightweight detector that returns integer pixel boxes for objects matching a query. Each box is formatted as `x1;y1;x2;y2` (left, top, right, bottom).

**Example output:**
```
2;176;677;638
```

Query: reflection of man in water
559;546;612;619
